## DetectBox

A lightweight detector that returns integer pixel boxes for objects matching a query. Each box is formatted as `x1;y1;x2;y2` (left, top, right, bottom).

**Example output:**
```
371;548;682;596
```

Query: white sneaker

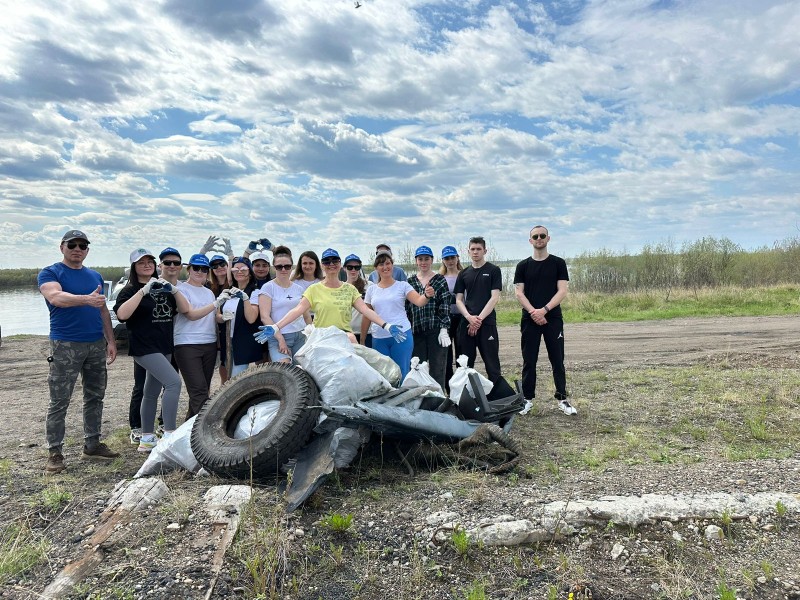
129;428;142;444
558;400;577;415
519;399;533;415
138;434;158;453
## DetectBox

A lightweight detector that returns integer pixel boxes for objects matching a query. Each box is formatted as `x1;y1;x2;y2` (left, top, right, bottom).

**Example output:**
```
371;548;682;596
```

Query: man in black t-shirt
454;236;503;386
513;225;573;415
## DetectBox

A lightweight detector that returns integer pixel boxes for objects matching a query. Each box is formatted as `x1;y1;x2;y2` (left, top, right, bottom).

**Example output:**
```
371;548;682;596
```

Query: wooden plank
202;485;252;600
41;478;170;599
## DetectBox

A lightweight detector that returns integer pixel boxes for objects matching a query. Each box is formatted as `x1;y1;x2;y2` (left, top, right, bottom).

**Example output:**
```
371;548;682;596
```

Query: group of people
38;227;572;474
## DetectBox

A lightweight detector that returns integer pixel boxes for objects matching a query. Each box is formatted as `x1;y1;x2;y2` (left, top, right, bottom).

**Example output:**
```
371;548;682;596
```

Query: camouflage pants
46;339;108;451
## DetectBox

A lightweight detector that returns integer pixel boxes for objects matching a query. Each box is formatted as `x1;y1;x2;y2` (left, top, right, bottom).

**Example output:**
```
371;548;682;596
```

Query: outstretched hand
253;324;278;344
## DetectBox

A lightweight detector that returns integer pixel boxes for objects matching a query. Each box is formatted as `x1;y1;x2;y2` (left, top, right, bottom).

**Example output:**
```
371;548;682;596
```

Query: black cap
61;229;90;243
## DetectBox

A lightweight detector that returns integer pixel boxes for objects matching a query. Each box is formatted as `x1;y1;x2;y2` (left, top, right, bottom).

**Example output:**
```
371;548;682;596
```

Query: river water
1;288;53;336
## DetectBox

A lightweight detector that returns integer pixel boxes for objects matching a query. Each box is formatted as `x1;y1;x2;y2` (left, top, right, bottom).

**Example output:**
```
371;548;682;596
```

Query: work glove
222;238;234;260
140;277;159;296
246;240;259;254
259;238;272;250
152;278;177;295
200;235;219;255
253;324;279;344
383;323;407;343
229;287;249;301
438;327;451;347
221;311;235;322
213;290;232;308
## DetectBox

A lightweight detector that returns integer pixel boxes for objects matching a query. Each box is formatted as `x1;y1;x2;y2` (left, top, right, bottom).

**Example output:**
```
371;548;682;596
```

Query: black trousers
456;318;502;385
520;316;567;400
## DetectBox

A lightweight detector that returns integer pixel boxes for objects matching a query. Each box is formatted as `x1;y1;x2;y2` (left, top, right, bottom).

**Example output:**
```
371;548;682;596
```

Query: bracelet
380;322;387;329
544;305;550;313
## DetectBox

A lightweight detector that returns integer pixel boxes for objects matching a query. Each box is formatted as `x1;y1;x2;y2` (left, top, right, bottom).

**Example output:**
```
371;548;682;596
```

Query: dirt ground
1;315;799;599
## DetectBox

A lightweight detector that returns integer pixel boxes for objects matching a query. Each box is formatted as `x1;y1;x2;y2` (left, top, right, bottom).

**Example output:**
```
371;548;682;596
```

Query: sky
1;0;799;269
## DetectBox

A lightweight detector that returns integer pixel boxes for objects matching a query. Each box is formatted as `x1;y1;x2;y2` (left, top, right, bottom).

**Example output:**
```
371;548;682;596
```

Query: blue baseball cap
209;254;227;266
159;247;181;260
441;245;458;258
414;245;434;258
321;248;340;260
232;256;252;268
187;253;210;267
344;253;361;264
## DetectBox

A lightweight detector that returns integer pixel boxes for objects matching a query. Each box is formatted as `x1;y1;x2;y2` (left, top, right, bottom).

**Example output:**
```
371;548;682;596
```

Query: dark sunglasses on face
211;262;227;269
531;233;547;240
66;242;89;250
190;265;209;273
274;264;293;271
162;260;182;267
321;259;341;266
344;264;361;271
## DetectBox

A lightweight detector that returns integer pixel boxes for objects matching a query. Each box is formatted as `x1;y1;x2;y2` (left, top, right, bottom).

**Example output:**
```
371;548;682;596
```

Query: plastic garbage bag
135;416;200;478
353;344;401;387
401;357;444;396
448;355;493;405
233;400;281;439
295;325;392;406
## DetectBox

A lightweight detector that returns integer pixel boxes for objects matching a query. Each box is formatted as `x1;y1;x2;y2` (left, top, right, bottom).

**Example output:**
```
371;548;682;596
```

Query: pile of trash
136;325;524;511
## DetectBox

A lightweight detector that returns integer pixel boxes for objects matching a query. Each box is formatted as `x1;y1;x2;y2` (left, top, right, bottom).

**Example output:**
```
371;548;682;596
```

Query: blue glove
253;324;278;344
247;240;259;253
152;278;176;295
383;323;407;343
259;238;272;250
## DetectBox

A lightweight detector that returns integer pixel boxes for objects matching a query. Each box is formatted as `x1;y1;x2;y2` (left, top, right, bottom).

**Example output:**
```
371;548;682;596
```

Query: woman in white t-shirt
362;251;434;379
343;253;372;345
290;250;322;292
257;246;310;363
173;254;232;418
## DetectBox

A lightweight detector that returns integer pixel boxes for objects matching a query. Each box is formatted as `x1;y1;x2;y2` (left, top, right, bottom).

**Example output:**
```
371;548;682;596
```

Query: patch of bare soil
1;316;799;599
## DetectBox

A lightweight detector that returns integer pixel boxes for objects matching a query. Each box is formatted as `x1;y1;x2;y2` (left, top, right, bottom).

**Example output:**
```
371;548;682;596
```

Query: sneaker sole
137;447;155;454
81;454;118;461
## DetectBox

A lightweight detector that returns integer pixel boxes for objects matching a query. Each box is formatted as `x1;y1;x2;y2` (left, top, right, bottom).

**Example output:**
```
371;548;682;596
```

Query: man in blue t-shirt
513;225;572;415
37;229;119;473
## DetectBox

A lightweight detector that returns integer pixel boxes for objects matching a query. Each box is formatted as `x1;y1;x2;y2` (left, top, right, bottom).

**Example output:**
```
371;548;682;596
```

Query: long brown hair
291;250;322;280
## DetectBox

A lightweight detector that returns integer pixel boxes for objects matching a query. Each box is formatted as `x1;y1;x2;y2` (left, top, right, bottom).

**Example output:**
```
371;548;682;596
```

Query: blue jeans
372;332;415;381
267;331;306;363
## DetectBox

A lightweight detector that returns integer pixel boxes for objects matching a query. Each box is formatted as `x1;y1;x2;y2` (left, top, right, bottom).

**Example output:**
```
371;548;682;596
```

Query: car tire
190;362;321;479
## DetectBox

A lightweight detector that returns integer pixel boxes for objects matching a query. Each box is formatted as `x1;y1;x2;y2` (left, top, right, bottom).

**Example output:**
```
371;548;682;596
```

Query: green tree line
569;236;800;295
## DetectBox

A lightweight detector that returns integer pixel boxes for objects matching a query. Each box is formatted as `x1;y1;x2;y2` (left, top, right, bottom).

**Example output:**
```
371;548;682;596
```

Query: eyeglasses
321;259;341;266
66;242;89;250
274;264;293;271
344;265;361;271
161;260;181;267
231;267;250;273
190;265;209;273
211;263;227;269
530;233;548;240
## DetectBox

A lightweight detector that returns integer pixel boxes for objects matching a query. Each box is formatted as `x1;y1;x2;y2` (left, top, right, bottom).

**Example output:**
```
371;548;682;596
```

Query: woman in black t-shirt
114;249;189;453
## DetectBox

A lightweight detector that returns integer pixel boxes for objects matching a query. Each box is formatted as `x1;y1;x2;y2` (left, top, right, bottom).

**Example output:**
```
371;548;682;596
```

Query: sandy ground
2;315;800;457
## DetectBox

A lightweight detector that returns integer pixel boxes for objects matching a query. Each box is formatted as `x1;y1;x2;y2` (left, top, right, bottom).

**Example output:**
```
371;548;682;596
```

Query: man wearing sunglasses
37;229;120;474
514;225;573;415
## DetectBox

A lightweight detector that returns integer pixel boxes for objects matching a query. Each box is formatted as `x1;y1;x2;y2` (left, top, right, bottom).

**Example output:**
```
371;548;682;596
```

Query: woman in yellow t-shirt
254;248;408;345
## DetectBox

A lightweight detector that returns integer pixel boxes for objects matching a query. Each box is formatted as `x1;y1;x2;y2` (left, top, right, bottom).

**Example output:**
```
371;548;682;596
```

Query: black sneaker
82;442;121;461
45;452;66;474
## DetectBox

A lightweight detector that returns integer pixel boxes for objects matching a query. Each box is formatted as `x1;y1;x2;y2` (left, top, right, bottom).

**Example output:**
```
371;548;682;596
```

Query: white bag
448;355;493;404
233;400;281;439
135;416;200;478
353;344;401;387
401;357;444;396
295;325;393;406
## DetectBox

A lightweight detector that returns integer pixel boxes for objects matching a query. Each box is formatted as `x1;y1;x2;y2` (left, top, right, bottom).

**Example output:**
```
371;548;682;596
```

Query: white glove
222;238;234;260
221;310;235;321
156;277;178;294
213;290;232;308
200;235;219;254
140;277;158;296
438;327;451;347
229;287;249;301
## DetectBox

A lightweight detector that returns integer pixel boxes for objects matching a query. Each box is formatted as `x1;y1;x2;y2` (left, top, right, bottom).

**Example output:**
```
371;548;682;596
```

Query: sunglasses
66;242;89;250
531;233;548;240
190;265;209;273
344;264;361;271
274;264;293;271
161;260;181;267
321;259;341;266
211;262;227;269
